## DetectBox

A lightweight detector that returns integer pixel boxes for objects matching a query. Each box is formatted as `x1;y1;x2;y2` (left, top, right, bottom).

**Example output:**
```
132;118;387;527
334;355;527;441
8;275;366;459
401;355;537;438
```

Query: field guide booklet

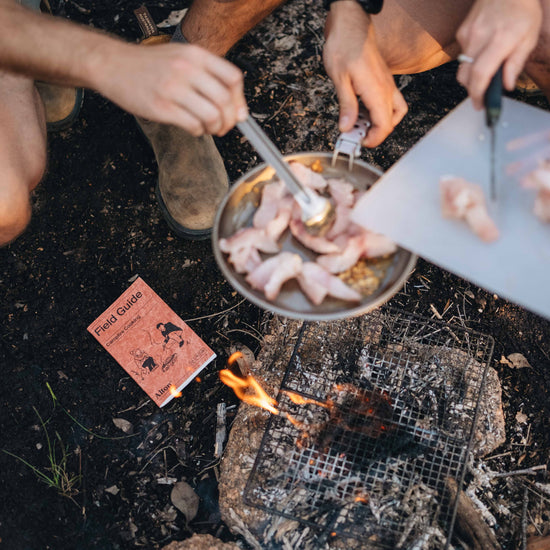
87;277;216;407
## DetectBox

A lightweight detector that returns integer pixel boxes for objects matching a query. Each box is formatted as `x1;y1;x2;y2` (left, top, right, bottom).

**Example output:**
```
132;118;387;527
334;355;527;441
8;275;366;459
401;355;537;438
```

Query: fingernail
237;107;248;122
339;115;350;130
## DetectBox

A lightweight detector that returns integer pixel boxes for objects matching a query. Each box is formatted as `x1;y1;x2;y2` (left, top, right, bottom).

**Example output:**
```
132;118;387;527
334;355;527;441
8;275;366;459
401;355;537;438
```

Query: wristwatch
323;0;383;14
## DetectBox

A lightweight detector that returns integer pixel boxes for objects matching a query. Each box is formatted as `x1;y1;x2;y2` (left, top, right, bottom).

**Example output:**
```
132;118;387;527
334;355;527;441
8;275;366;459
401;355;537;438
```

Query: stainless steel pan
212;152;417;321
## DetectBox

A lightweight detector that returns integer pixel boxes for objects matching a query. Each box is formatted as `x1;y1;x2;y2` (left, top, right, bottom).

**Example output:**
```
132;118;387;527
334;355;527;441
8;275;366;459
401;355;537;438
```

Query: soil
1;1;549;549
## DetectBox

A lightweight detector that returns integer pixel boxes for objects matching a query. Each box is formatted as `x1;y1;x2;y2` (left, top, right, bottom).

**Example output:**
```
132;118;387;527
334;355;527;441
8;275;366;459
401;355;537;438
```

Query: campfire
219;309;496;549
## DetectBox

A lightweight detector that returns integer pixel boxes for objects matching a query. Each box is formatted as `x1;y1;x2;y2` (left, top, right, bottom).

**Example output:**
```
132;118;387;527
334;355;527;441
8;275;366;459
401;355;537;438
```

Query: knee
0;178;34;247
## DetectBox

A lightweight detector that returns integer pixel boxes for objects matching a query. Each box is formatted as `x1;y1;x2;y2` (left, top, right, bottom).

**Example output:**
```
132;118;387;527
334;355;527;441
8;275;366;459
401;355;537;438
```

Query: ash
244;308;494;548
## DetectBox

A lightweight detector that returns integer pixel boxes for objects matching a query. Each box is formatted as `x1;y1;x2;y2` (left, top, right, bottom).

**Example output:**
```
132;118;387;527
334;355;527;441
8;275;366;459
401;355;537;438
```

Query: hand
323;1;407;147
95;42;248;136
456;0;542;109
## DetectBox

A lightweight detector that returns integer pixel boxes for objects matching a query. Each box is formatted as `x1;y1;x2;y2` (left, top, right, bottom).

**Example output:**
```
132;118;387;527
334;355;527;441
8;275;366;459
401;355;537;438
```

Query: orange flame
227;351;244;366
169;384;182;398
282;390;330;409
219;369;279;415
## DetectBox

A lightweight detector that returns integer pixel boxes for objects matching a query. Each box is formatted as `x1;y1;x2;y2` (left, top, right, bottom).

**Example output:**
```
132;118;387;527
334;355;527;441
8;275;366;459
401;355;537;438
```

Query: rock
161;534;239;550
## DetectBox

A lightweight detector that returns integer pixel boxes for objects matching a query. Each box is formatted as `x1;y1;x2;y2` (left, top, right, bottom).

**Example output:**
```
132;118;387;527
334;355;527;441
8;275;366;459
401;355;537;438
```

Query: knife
484;65;503;205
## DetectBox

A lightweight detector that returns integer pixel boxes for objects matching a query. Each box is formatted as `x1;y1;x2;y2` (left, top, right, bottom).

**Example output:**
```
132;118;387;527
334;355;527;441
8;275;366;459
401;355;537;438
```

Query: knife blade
484;65;503;205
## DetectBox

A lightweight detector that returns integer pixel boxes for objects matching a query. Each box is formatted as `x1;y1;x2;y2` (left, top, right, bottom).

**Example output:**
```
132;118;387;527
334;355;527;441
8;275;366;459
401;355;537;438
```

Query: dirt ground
0;1;549;549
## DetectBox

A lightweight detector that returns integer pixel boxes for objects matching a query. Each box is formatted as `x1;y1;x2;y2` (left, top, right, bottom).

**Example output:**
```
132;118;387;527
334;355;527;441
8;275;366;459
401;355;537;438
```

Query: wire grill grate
243;308;494;548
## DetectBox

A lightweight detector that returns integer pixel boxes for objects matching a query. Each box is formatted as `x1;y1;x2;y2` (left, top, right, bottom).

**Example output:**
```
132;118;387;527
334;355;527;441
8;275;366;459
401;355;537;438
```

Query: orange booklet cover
87;278;216;407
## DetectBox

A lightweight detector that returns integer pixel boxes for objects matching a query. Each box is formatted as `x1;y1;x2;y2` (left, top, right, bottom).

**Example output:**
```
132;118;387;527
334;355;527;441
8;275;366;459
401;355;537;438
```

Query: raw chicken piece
229;246;262;274
219;227;279;273
534;188;550;222
520;161;550;223
289;218;342;254
297;262;362;305
521;160;550;191
327;178;355;208
246;252;303;301
317;231;396;273
289;161;328;190
265;196;294;241
362;231;397;258
326;179;356;239
219;227;279;255
253;181;288;228
317;235;365;273
439;176;500;242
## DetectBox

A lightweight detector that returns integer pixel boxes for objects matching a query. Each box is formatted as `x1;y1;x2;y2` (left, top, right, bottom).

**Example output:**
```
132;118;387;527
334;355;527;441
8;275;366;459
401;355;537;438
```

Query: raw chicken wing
439;176;499;242
246;252;303;301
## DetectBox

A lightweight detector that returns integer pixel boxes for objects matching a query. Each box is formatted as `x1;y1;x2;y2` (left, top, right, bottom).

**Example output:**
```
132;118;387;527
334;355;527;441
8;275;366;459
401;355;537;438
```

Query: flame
354;495;369;503
169;385;182;398
219;369;279;415
282;390;330;409
227;351;244;366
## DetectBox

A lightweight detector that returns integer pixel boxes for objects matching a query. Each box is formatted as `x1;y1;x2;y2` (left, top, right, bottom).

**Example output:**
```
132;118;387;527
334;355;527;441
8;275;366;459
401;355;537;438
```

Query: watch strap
323;0;383;14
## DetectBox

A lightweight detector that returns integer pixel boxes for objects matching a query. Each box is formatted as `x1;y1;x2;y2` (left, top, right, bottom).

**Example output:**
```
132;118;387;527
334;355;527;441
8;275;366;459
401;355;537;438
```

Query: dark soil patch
1;1;549;549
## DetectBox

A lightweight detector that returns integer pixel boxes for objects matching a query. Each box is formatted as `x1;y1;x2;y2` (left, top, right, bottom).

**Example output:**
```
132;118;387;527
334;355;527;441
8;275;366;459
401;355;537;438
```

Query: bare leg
373;0;474;74
181;0;287;55
0;71;47;246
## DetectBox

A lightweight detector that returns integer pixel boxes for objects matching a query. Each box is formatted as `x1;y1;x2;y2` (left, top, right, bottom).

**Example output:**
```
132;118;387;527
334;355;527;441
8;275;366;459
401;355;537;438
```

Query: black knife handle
484;65;503;127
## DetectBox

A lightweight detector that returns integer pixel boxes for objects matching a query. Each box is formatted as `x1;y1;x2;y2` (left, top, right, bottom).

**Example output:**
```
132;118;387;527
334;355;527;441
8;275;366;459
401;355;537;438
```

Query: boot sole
155;183;213;241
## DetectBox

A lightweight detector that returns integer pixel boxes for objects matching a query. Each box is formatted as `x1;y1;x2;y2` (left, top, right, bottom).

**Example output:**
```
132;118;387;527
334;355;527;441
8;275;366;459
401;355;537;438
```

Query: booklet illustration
88;277;216;407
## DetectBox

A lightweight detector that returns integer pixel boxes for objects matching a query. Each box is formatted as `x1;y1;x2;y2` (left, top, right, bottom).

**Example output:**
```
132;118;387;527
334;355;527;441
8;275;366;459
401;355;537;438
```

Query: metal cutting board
351;97;550;320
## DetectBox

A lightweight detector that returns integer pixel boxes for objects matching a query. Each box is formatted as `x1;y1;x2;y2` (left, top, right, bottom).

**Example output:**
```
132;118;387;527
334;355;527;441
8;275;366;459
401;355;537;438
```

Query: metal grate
243;308;494;548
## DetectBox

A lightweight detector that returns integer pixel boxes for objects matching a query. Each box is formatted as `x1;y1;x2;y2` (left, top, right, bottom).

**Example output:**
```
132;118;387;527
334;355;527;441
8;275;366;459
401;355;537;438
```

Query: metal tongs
237;115;335;235
332;107;371;171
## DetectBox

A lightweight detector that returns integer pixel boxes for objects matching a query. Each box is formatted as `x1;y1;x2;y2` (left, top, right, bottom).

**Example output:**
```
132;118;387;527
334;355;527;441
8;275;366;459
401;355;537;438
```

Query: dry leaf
112;418;133;434
171;481;199;522
507;353;531;369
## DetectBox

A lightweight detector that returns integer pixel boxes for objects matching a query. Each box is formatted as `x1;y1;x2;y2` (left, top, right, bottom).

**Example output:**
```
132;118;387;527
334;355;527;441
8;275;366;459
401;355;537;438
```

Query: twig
522;487;529;550
492;465;546;479
267;94;293;122
183;298;246;323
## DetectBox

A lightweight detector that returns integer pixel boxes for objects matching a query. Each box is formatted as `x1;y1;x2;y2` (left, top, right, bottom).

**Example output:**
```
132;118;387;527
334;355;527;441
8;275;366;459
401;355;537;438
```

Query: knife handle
484;65;503;127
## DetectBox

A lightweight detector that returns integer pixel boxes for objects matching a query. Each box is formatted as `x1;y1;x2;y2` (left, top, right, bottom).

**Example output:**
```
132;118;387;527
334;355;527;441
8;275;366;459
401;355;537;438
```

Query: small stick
214;402;227;458
491;465;546;479
522;487;529;550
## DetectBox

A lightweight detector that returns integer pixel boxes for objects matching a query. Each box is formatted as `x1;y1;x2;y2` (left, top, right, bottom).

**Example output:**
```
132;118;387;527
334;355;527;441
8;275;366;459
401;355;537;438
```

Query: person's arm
0;1;247;135
322;0;407;147
455;0;542;109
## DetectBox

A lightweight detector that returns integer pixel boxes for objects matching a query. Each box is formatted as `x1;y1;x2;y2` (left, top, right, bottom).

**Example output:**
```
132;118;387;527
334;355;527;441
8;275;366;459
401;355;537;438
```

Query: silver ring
457;54;475;64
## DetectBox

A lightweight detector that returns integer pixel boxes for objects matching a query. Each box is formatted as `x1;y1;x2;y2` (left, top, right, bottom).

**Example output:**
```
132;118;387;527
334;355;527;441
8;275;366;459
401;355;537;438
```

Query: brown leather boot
20;0;83;132
134;7;229;240
35;81;83;132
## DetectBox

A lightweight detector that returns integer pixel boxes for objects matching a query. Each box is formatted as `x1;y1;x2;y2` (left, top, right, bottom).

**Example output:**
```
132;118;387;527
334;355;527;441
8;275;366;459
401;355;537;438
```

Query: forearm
181;0;287;55
0;1;128;90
